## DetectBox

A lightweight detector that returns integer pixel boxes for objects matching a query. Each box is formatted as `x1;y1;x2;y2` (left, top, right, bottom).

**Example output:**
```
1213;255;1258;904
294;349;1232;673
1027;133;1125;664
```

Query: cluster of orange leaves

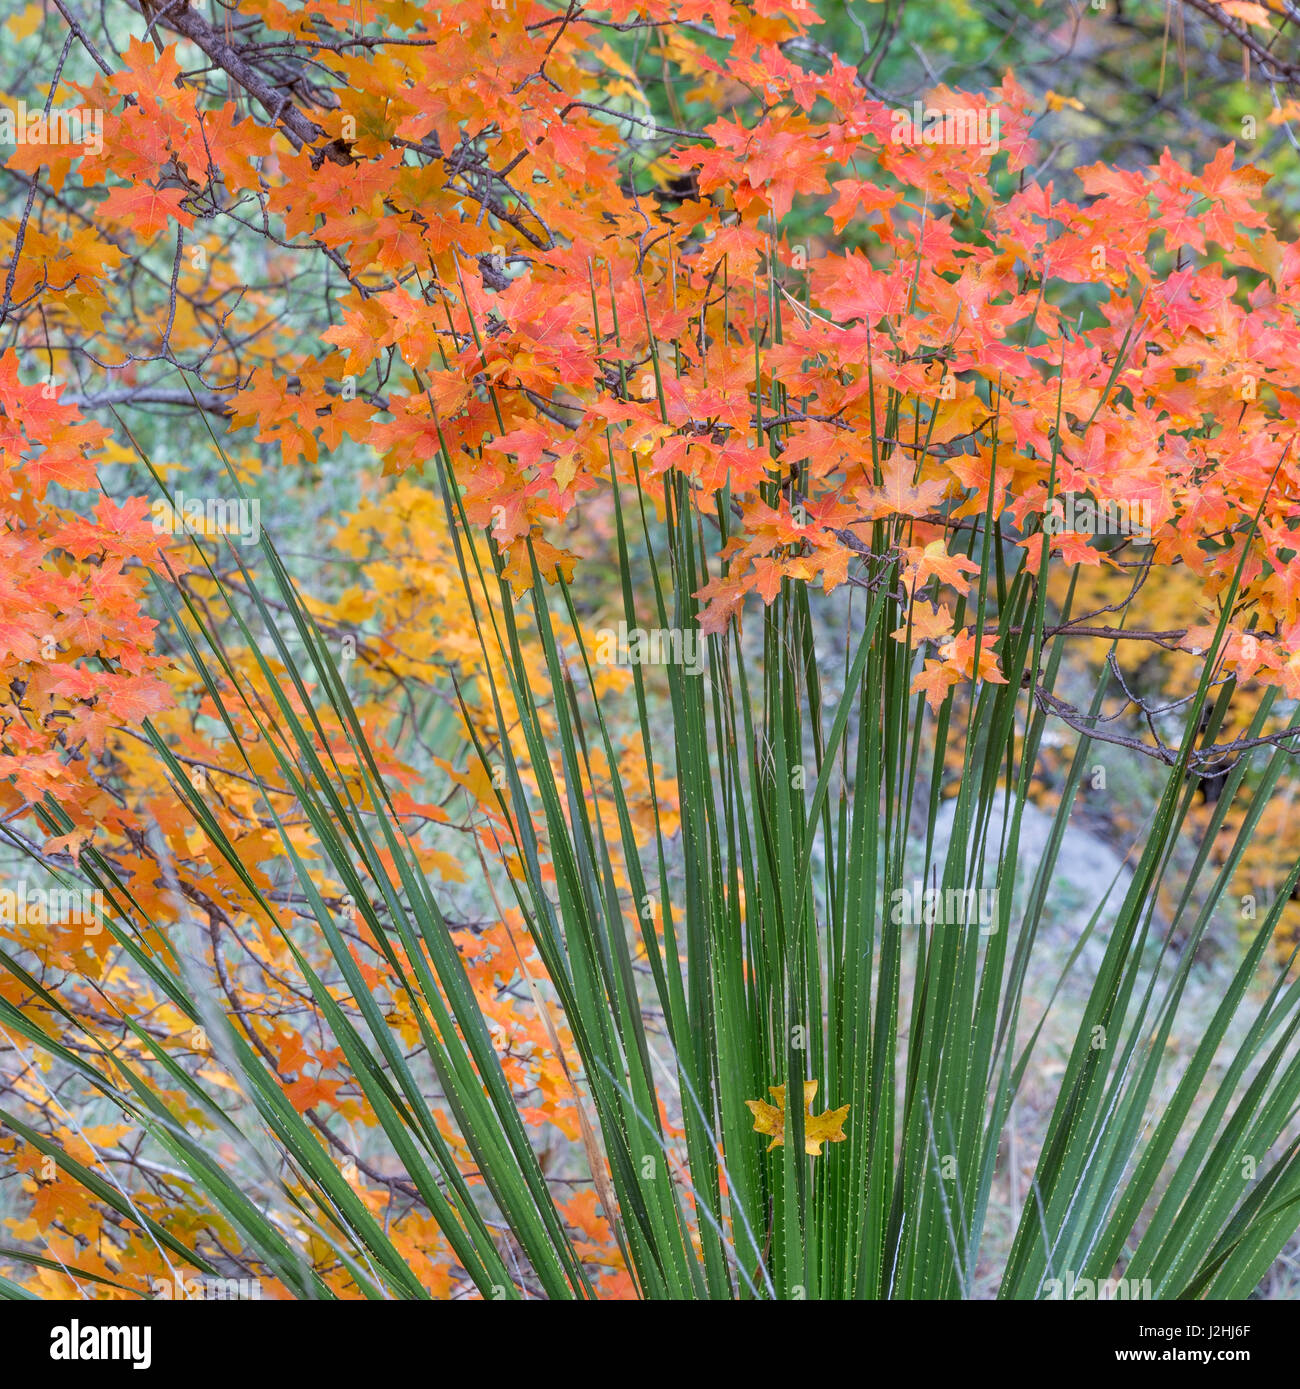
1;0;1300;1297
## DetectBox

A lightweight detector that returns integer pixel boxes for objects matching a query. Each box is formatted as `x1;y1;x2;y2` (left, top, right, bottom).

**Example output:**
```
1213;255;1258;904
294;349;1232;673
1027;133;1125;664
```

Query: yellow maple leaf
1045;90;1085;113
5;3;43;38
891;601;954;649
745;1080;849;1155
1216;0;1273;27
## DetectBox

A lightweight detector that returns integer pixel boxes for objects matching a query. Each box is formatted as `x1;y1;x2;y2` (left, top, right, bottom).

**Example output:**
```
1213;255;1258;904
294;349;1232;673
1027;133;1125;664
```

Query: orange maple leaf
99;184;194;238
911;657;963;712
904;539;982;594
855;451;949;520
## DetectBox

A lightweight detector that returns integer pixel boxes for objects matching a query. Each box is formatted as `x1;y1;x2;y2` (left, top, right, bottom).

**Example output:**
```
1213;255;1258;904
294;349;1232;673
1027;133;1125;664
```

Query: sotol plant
4;1;1300;1300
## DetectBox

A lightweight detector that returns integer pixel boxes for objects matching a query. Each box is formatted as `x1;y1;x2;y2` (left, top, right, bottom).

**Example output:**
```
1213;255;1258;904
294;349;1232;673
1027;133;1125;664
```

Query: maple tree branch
1028;677;1300;772
1010;622;1191;649
557;100;714;143
757;411;966;459
119;0;328;151
1178;0;1300;87
0;29;75;330
64;386;234;414
49;0;116;77
87;1;567;267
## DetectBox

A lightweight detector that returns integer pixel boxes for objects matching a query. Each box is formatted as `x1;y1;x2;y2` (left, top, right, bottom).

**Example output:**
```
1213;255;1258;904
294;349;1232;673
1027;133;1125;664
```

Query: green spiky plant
5;329;1300;1300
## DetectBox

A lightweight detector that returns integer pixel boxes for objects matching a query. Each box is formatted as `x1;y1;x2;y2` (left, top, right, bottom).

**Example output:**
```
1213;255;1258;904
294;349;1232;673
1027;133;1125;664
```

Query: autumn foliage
3;0;1300;1301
